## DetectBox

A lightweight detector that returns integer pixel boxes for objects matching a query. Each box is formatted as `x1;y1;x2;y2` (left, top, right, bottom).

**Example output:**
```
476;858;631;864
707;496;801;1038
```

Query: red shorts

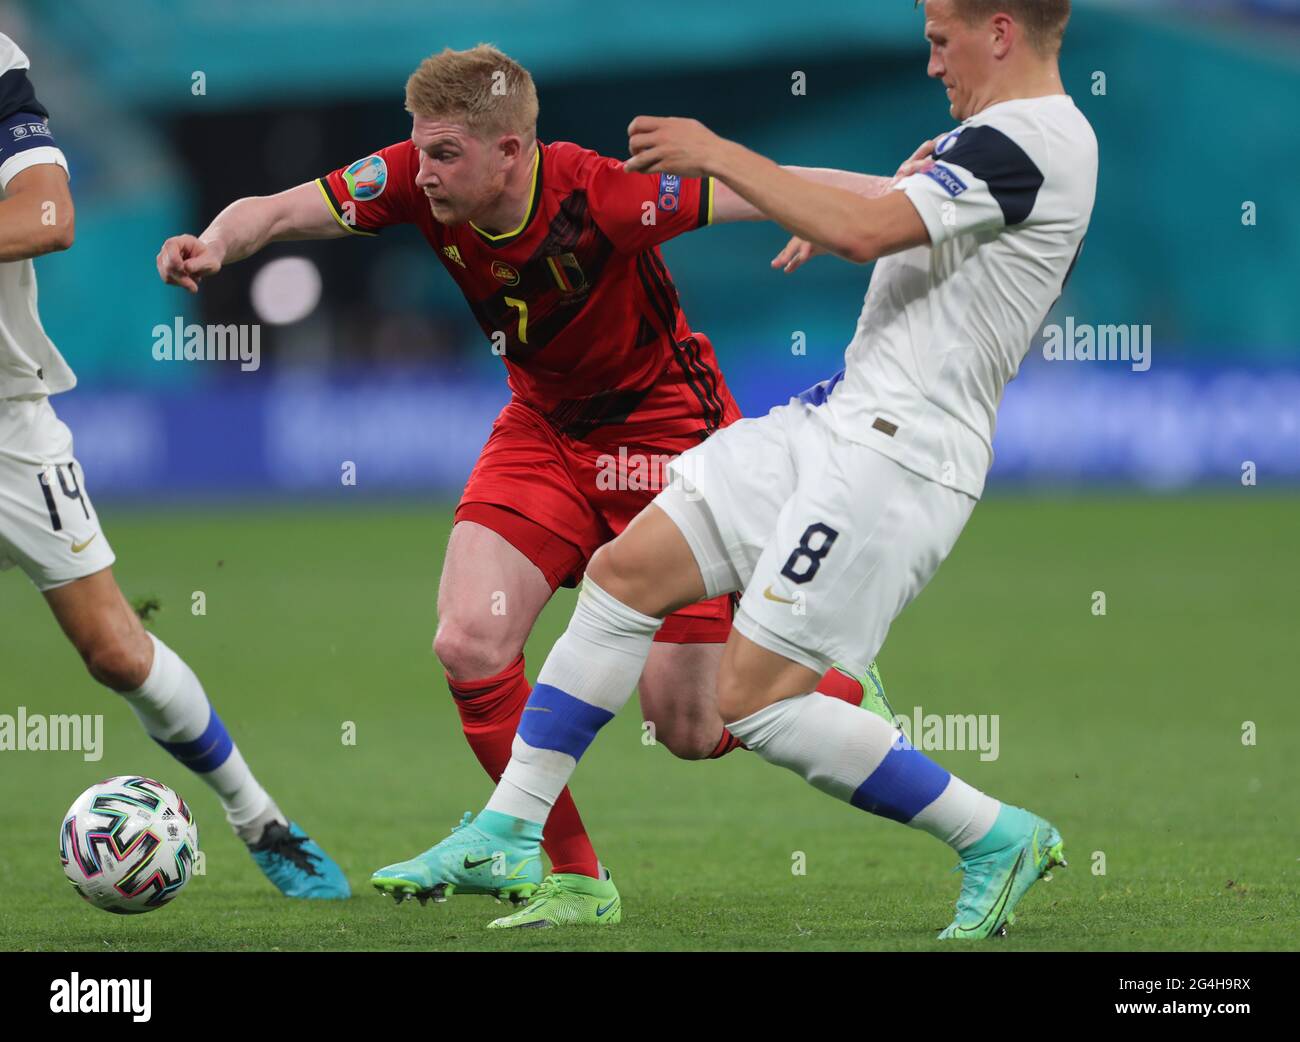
456;398;736;644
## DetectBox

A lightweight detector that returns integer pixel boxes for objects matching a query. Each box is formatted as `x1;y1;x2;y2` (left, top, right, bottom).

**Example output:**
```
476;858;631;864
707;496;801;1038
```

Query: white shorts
654;399;976;676
0;396;115;591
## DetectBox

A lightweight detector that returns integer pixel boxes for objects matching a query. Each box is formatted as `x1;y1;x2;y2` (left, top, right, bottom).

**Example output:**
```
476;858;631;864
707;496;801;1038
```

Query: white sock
911;775;1001;850
486;578;662;824
122;634;280;838
728;693;999;851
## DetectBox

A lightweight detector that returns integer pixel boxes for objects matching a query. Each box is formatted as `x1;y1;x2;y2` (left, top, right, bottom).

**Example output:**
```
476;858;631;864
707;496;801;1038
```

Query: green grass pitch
1;495;1296;951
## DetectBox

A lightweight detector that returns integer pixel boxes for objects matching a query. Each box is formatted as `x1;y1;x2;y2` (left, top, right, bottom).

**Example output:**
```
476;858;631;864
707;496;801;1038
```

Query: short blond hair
919;0;1071;56
405;44;539;140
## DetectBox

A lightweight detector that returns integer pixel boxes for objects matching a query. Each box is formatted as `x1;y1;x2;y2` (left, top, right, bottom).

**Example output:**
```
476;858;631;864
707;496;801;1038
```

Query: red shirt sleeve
316;140;421;236
579;150;714;252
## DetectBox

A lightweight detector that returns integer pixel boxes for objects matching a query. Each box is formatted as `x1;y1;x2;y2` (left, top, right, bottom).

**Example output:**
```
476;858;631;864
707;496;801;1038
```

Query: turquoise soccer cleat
371;811;542;906
938;805;1066;940
248;821;350;899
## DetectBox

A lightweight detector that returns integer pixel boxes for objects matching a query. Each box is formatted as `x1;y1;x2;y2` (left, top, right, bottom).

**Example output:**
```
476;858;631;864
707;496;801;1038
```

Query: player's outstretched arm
157;181;345;293
0;163;74;262
767;139;939;272
628;116;931;265
713;136;939;225
711;169;893;223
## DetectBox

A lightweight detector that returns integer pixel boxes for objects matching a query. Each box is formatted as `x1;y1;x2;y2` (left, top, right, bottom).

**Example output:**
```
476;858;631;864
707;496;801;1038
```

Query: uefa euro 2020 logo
344;155;387;202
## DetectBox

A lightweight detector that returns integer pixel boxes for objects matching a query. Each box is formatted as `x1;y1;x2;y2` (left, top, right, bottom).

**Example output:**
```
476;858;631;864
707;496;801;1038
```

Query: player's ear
497;134;523;164
990;13;1015;58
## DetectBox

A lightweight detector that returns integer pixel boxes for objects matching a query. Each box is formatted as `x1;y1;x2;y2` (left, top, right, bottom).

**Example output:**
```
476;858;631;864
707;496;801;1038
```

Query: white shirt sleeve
0;32;67;192
897;120;1047;246
0;143;68;192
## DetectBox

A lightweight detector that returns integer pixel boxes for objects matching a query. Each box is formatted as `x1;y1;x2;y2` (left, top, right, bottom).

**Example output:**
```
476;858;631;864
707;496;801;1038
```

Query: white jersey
0;33;75;401
818;94;1098;499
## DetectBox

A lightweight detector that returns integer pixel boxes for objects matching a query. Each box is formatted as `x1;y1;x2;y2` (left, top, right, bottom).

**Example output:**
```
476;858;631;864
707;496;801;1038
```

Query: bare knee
586;541;647;601
43;570;152;692
433;618;521;681
650;711;721;760
84;633;153;693
637;640;729;758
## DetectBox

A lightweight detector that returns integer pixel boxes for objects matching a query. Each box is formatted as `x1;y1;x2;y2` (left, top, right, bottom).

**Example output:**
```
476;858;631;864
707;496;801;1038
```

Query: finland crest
934;127;966;157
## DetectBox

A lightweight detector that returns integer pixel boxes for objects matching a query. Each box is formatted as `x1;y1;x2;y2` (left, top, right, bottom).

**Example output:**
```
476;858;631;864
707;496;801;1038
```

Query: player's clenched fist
156;234;225;293
625;116;725;179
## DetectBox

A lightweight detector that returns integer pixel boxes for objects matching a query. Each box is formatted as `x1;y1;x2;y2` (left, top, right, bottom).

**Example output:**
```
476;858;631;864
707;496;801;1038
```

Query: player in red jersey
157;45;901;925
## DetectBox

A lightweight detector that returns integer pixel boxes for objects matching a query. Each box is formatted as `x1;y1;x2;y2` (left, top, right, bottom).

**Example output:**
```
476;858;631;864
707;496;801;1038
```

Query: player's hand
156;234;225;293
770;235;824;274
891;137;939;185
625;116;724;178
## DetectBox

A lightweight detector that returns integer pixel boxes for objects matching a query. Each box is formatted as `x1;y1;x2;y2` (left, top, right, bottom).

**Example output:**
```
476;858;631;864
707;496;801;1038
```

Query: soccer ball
59;776;199;914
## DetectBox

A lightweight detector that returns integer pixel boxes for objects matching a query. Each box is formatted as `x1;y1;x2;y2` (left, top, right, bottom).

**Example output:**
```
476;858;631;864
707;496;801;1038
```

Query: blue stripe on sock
849;736;951;823
516;683;614;760
153;707;234;773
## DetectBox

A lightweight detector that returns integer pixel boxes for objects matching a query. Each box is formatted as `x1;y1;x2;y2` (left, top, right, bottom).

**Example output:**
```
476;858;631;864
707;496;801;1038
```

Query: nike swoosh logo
763;585;797;605
463;855;497;869
596;900;617;917
504;855;538;880
954;847;1025;938
522;707;551;713
71;533;98;554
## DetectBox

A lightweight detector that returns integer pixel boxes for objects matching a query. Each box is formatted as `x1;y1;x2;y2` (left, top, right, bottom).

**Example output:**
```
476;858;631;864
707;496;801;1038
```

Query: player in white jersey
398;0;1096;936
0;33;347;899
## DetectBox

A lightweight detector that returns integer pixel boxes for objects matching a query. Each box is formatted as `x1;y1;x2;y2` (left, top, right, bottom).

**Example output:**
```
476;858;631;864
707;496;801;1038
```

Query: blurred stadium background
5;0;1298;498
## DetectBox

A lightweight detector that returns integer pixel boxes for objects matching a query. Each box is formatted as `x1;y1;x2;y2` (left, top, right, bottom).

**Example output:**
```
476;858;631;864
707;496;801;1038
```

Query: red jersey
317;140;736;443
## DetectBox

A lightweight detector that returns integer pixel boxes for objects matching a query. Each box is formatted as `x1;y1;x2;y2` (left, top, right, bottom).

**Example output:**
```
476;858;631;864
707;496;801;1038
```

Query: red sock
814;667;863;706
448;654;600;878
708;727;745;758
